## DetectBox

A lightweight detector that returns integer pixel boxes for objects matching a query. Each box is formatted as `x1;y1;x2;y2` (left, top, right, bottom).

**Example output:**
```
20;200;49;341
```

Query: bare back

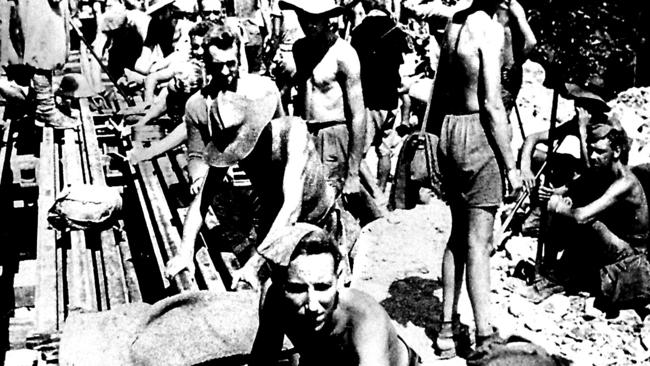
438;11;505;113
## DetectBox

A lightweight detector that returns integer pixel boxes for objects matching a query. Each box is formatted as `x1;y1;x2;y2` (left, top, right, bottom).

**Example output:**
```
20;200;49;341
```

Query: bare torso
297;38;349;122
282;288;409;366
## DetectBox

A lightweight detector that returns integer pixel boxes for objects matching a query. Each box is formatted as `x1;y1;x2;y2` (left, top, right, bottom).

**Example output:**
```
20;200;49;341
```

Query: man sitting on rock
520;83;612;192
543;117;649;304
250;224;420;366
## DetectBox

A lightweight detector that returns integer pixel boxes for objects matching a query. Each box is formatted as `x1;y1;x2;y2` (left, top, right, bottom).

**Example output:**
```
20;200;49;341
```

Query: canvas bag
48;184;122;231
389;20;451;210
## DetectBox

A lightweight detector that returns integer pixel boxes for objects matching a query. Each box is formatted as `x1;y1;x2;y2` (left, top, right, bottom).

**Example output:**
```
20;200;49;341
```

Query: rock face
608;87;650;166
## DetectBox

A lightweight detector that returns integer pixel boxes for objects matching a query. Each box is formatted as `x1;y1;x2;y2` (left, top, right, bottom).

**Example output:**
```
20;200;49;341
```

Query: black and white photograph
1;0;649;364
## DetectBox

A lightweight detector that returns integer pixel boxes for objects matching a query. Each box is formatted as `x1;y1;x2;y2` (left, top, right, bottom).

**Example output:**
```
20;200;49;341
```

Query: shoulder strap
420;17;453;134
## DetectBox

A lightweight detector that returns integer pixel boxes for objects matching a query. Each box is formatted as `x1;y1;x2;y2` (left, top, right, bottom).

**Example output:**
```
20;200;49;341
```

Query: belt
306;120;346;134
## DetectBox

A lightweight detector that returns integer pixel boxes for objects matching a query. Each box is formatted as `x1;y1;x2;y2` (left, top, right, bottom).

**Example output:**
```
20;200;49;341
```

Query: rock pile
608;87;650;166
489;236;650;366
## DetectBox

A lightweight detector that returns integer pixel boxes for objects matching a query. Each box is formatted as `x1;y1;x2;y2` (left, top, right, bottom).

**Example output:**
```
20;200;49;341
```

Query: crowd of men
2;0;650;364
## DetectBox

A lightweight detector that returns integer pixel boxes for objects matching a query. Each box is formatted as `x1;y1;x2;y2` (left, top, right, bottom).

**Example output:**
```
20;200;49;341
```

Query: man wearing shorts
427;0;523;358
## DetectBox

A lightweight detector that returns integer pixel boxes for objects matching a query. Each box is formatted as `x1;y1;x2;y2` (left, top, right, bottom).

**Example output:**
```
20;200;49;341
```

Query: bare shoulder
184;91;206;118
465;10;504;42
239;74;280;98
339;288;391;325
333;38;361;73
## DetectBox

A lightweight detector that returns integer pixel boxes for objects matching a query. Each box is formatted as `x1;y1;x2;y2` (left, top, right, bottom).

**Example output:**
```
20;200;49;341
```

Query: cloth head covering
564;83;611;113
257;223;324;267
279;0;344;17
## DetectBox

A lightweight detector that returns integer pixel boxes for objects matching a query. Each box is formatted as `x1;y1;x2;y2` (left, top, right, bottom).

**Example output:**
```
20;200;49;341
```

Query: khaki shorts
365;109;400;158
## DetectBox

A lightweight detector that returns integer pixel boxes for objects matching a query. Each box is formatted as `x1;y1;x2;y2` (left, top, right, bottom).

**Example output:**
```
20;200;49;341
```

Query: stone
543;294;571;316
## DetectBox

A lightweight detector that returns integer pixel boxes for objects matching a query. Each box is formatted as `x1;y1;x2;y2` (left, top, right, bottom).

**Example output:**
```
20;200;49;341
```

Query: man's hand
507;168;524;195
576;106;592;129
230;262;261;290
521;167;536;192
127;146;155;164
165;255;195;281
537;184;556;204
547;194;573;214
342;174;362;195
190;175;206;196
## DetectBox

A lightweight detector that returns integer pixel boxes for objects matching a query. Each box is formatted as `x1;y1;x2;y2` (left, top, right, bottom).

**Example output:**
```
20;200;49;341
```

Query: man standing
351;0;410;193
0;0;79;129
280;0;384;225
430;0;522;358
250;225;420;366
171;23;357;290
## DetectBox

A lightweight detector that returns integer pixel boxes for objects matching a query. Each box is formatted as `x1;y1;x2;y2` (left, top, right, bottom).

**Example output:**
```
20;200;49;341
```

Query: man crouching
250;224;421;366
543;116;649;307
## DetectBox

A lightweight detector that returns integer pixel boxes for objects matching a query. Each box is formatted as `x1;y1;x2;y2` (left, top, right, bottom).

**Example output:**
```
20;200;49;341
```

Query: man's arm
339;45;366;194
351;296;393;366
231;121;308;288
249;286;286;366
136;87;170;127
185;98;210;194
144;67;176;103
509;0;537;55
550;176;634;224
476;16;521;190
129;123;187;163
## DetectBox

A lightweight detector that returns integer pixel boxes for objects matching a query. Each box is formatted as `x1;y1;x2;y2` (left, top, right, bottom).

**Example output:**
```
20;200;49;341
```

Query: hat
257;223;324;267
55;73;97;98
202;80;280;167
146;0;176;15
588;114;624;140
563;83;611;113
100;7;127;32
279;0;344;17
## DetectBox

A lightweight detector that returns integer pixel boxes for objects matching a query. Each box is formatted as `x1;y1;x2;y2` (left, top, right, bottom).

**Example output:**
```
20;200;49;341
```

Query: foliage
522;0;642;98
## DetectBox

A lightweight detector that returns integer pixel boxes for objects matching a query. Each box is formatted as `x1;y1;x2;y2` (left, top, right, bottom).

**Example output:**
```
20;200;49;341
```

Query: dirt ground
350;61;650;366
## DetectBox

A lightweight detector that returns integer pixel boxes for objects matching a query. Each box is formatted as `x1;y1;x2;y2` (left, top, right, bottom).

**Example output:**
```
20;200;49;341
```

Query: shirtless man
519;84;611;191
495;0;536;114
544;120;649;295
170;23;357;290
250;225;420;366
430;0;523;357
280;0;384;225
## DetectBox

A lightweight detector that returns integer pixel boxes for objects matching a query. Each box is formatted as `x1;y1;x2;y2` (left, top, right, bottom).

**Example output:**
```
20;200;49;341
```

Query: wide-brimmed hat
146;0;176;15
202;82;280;168
563;83;610;113
279;0;344;17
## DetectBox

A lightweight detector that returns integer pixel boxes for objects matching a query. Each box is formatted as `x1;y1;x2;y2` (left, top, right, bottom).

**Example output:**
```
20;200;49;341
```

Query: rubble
490;234;649;365
608;87;650;166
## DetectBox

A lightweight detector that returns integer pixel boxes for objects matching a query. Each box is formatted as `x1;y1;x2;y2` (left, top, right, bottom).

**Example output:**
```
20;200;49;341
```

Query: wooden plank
176;204;225;292
114;223;142;303
34;128;59;332
0;120;12;183
122;145;169;290
137;157;197;292
61;129;97;313
79;98;128;308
